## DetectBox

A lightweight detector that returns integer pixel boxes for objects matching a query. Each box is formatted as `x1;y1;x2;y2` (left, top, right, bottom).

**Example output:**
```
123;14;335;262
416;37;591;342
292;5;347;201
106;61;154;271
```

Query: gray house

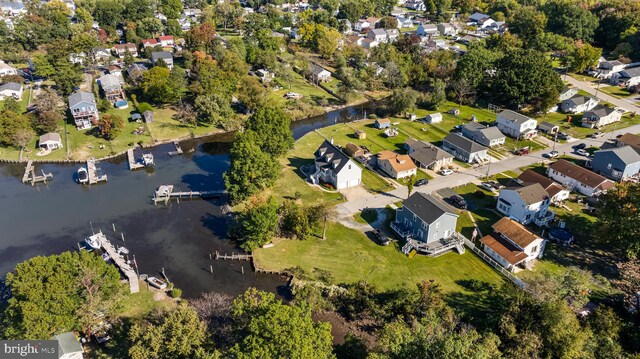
391;192;458;245
151;51;174;69
68;91;99;130
461;122;506;147
559;87;577;102
591;146;640;181
405;138;453;172
442;133;489;164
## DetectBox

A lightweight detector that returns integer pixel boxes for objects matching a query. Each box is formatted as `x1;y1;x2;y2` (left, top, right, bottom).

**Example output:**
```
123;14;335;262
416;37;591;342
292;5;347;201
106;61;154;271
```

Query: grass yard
253;222;505;293
537;111;640;139
503;136;547;153
599;85;635;98
0;88;30;112
269;71;340;107
116;285;177;318
316;121;408;153
361;168;395;193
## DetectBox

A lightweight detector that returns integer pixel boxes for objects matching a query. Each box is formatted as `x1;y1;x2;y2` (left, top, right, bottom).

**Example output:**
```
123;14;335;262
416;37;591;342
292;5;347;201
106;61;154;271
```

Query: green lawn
361;168;395;193
537;111;640;139
253;222;505;293
0;88;30;112
269;71;340;107
598;85;635;98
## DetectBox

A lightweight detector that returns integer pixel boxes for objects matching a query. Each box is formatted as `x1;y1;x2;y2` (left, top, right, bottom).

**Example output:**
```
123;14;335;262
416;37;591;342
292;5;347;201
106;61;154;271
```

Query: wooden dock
87;158;107;185
127;149;144;170
168;141;183;156
152;185;226;205
94;232;139;293
21;160;53;185
214;251;252;261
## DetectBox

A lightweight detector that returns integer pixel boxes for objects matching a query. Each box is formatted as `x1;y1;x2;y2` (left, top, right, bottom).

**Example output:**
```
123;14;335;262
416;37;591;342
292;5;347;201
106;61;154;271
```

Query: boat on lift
77;167;88;184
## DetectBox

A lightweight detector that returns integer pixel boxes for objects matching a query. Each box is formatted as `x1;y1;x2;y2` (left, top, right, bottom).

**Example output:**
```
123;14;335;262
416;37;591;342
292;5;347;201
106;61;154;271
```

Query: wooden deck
97;232;139;293
214;251;252;261
87;158;107;185
152;185;226;204
127;149;144;170
168;141;183;156
21;160;53;185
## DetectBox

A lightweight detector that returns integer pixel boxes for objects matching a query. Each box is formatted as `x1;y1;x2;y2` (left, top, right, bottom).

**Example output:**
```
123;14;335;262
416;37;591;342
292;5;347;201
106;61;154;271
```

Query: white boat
117;246;129;255
142;153;154;166
85;233;103;250
77;167;88;184
146;276;168;290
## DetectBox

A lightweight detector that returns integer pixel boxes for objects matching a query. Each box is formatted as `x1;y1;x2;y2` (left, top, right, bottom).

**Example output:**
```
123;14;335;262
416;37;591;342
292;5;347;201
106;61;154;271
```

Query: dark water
0;102;376;298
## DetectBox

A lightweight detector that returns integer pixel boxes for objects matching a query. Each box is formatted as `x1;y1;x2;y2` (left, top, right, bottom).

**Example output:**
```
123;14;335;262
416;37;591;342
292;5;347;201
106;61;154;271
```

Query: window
531;246;538;253
526;214;531;220
349;165;352;170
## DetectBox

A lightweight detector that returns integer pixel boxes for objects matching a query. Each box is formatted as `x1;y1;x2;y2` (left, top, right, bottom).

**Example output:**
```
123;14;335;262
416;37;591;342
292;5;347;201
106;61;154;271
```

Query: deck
96;232;139;293
21;160;53;185
152;185;226;204
168;141;183;156
127;149;144;170
87;158;107;185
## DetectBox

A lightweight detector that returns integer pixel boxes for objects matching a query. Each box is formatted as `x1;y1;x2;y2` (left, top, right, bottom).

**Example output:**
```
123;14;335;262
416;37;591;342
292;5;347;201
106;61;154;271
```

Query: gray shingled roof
369;28;387;36
618;67;640;78
583;105;616;118
315;140;351;175
594;145;640;165
51;332;83;356
310;63;329;76
99;74;121;89
503;183;549;205
497;110;533;125
405;138;452;166
443;133;487;154
68;91;96;107
566;95;596;106
151;51;172;63
463;122;504;141
0;82;22;92
403;192;455;224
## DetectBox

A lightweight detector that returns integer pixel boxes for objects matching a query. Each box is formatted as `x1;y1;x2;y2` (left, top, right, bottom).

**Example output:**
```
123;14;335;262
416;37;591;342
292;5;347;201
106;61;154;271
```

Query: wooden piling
121;233;125;242
112;223;116;232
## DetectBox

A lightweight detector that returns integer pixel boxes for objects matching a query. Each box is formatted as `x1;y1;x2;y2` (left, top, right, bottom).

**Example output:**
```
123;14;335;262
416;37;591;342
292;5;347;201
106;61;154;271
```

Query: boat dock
152;185;226;205
21;160;53;185
214;251;252;261
87;158;107;185
168;141;183;156
91;232;139;293
127;149;144;170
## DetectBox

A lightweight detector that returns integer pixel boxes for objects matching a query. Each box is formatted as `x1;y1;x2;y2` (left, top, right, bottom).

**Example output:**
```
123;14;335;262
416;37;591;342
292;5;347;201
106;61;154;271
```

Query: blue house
591;146;640;181
375;118;391;129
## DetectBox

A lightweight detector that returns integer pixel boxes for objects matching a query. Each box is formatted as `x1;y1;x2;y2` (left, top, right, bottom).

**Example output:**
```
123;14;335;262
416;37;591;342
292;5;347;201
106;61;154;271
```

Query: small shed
538;121;559;134
51;332;84;359
375;118;391;129
355;129;366;139
408;113;417;121
39;132;63;150
345;142;364;157
131;113;142;122
449;108;460;116
143;110;154;123
425;113;443;123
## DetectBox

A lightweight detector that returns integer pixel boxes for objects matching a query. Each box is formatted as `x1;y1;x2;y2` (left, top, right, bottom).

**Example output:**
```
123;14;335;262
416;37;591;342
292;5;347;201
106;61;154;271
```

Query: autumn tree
32;88;66;134
237;76;267;114
98;113;125;140
387;87;417;116
566;43;603;73
597;182;640;258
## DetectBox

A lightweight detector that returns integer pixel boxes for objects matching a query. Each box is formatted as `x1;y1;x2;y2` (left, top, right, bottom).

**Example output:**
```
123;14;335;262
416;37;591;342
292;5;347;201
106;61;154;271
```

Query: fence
462;237;526;288
488;103;502;114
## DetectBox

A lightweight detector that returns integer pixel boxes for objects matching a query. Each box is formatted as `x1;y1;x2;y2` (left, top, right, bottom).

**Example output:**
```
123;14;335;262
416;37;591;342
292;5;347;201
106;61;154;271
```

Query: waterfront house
51;332;84;359
405;138;453;172
113;43;138;58
309;63;331;83
391;192;458;244
480;217;546;272
424;112;442;123
496;110;538;139
497;183;554;226
39;132;63;150
461;122;506;147
581;106;622;128
547;159;614;197
151;51;174;69
375;118;391;129
376;150;417;179
310;140;362;190
515;169;570;204
561;95;599;114
591;146;640;181
610;67;640;88
99;74;125;104
442;133;489;164
0;82;23;100
559;87;578;102
68;91;99;130
0;60;18;76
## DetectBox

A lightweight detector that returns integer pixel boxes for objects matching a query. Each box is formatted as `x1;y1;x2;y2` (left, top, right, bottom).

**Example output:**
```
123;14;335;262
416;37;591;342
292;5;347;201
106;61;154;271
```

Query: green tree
236;197;280;251
0;109;32;147
597;182;640;258
455;44;501;91
160;0;184;19
566;43;602;73
229;288;335;358
407;174;415;197
245;105;294;157
508;6;547;47
139;67;180;104
194;93;234;128
237;76;267;114
166;18;183;37
543;0;599;42
387;87;417;116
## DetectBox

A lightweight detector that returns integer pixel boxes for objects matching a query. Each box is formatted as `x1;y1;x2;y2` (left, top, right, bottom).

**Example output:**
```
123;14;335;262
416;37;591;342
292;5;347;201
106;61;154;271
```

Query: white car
576;149;589;156
440;169;453;176
284;92;303;100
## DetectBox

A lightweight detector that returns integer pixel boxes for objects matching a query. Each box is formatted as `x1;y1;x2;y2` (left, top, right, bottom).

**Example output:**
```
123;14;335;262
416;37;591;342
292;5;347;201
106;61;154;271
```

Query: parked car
440;169;454;176
479;182;495;192
557;132;570;140
372;229;390;246
487;181;501;190
576;149;589;156
415;178;429;186
543;151;559;158
590;132;604;138
446;195;468;210
573;143;587;150
515;147;530;156
284;92;303;99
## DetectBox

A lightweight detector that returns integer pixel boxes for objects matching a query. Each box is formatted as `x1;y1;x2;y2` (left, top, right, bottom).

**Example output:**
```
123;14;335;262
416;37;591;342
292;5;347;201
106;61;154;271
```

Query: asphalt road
565;75;640;114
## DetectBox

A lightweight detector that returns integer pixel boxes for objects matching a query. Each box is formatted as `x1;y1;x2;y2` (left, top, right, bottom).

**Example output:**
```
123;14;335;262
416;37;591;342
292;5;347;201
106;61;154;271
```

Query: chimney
330;137;334;145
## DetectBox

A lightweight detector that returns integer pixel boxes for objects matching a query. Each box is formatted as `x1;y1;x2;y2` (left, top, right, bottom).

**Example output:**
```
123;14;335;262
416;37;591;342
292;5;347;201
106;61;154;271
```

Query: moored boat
77;167;88;184
85;233;103;250
146;276;168;290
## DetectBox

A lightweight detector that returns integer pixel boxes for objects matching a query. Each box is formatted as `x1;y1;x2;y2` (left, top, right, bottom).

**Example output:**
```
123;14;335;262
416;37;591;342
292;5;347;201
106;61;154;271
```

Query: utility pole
552;132;557;153
485;156;491;178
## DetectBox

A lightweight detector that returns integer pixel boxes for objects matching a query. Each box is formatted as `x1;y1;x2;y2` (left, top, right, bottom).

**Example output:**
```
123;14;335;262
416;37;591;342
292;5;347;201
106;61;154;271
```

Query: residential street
336;123;640;220
565;75;640;114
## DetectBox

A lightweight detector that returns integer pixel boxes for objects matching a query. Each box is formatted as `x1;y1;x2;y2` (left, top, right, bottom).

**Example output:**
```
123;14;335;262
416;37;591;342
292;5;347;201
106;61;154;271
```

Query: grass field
269;71;340;107
253;222;505;293
598;85;635;98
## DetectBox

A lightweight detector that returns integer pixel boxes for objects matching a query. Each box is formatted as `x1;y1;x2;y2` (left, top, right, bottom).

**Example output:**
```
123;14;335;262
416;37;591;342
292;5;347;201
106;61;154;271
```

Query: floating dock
87;158;107;185
168;141;183;156
89;232;139;293
152;185;226;205
127;149;154;170
21;160;53;185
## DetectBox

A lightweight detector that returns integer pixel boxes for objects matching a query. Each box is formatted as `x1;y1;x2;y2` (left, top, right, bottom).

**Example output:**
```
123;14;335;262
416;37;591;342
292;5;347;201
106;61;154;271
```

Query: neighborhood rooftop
497;110;532;124
403;192;455;224
68;91;96;106
492;217;539;248
505;183;549;205
0;82;22;92
549;159;611;189
584;106;616;118
443;133;487;153
314;140;351;175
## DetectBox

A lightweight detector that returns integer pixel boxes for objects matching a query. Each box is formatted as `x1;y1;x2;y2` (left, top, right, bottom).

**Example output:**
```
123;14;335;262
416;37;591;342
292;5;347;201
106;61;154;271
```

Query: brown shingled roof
618;133;640;149
548;159;612;190
491;217;540;248
480;234;528;265
377;151;417;172
517;169;566;198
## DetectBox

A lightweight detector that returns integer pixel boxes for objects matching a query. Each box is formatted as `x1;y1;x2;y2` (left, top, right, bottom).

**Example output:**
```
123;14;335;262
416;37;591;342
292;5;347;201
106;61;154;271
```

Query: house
0;82;23;100
108;65;123;77
561;95;599;114
416;23;438;37
310;140;362;189
480;218;546;272
68;91;99;130
345;142;364;157
143;110;154;123
151;51;173;69
547;159;615;197
538;121;559;135
376;151;417;179
99;74;125;104
354;19;370;32
113;43;138;58
391;192;458;245
596;60;625;78
405;138;453;172
386;29;399;42
39;132;63;150
52;332;84;359
610;67;640;87
406;0;426;11
581;106;622;128
0;60;18;76
467;12;494;28
516;169;570;204
442;133;489;164
126;63;147;81
375;118;391;129
360;38;379;49
496;110;538;139
158;35;175;47
367;28;388;43
141;38;159;48
497;183;554;226
461;122;506;147
91;47;111;63
424;112;442;123
396;17;414;29
309;64;331;83
559;87;577;102
69;52;87;65
616;133;640;150
591;146;640;181
437;23;456;36
256;69;275;83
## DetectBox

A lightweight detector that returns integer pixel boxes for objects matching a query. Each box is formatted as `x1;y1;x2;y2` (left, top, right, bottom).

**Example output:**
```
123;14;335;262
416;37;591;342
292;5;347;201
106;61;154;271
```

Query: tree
98;114;125;140
543;0;599;42
407;174;415;197
566;43;602;73
160;0;184;19
316;25;341;59
378;16;398;29
1;251;123;339
139;67;179;104
194;94;234;128
509;6;547;47
597;182;640;258
235;197;279;251
387;87;417;116
237;76;267;114
214;1;242;30
450;77;476;108
454;44;500;91
0;109;31;147
615;259;640;313
10;127;34;150
245;105;294;157
588;306;625;359
229;288;335;358
128;305;211;359
174;102;197;127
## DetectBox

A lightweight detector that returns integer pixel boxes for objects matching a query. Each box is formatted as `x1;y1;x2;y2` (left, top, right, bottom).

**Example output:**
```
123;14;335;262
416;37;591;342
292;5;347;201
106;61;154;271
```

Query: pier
214;251;252;261
87;158;108;185
127;149;154;171
152;185;226;205
21;160;53;185
92;232;139;293
168;141;183;156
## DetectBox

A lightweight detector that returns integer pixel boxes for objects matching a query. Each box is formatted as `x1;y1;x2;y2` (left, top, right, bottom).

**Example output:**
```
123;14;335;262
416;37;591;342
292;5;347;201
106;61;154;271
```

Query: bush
138;102;153;113
294;191;302;199
98;98;112;112
170;288;182;298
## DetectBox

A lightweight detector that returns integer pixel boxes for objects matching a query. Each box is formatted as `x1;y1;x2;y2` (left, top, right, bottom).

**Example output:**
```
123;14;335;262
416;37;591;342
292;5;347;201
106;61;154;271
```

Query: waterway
0;102;376;298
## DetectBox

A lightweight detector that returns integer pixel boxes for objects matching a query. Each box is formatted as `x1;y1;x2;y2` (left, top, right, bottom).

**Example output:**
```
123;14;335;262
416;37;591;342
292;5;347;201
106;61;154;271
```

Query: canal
0;103;376;298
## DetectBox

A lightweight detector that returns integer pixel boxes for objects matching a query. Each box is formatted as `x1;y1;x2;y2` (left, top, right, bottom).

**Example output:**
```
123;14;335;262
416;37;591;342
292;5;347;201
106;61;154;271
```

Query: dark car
573;143;587;150
446;195;468;210
557;132;570;140
373;229;390;246
415;178;429;186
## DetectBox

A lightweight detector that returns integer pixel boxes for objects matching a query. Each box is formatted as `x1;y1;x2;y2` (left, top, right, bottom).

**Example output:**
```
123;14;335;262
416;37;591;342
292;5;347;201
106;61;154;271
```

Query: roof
99;74;121;89
376;118;390;124
315;140;352;175
497;110;534;125
151;51;173;61
549;159;611;189
538;121;558;131
480;234;527;265
469;12;490;22
583;105;616;118
618;67;640;78
377;151;417;172
618;133;640;148
386;29;399;36
463;122;505;141
492;217;540;248
594;145;640;165
68;91;96;107
345;142;362;155
39;132;62;143
443;133;487;154
0;82;22;92
310;63;329;76
142;38;158;44
369;28;387;36
560;87;576;95
565;95;596;106
503;183;549;205
517;169;555;189
0;61;17;71
402;192;456;224
51;332;83;355
158;35;174;41
405;138;453;166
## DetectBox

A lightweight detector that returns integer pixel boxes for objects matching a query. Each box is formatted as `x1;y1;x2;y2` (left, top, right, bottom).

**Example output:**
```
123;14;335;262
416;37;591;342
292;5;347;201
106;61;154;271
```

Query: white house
581;106;622;128
480;217;546;272
496;110;538;139
0;82;23;100
547;159;614;197
386;28;399;42
497;183;554;226
610;67;640;88
0;60;18;76
424;112;442;123
561;95;599;114
367;28;388;43
437;23;457;36
158;35;175;47
396;17;414;29
151;51;174;69
416;23;439;37
406;0;426;11
141;38;159;48
52;332;84;359
467;12;494;28
558;87;577;102
360;38;379;49
309;64;331;83
310;140;362;190
596;60;625;79
516;169;570;204
354;20;371;32
39;132;63;150
461;122;506;147
376;151;418;179
113;43;138;58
